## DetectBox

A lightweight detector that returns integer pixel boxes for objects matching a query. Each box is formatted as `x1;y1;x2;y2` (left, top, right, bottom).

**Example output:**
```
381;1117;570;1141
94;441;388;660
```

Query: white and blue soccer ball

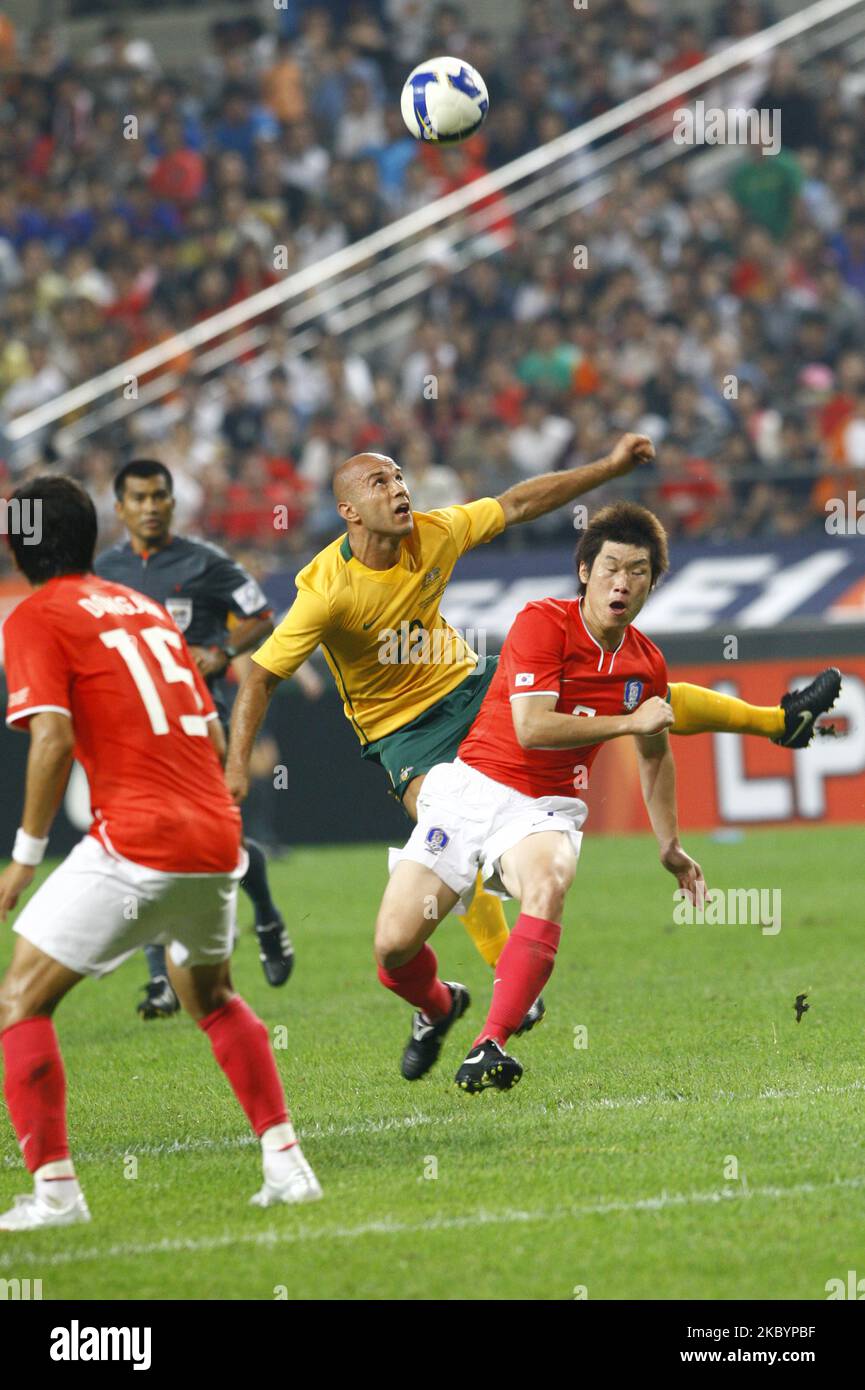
400;56;489;144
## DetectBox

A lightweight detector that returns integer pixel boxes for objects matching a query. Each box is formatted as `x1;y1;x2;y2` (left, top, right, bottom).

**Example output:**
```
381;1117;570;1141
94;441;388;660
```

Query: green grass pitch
0;825;862;1301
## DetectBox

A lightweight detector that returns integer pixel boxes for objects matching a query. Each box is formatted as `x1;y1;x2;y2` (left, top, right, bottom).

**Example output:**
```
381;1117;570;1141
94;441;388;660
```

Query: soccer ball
400;56;489;144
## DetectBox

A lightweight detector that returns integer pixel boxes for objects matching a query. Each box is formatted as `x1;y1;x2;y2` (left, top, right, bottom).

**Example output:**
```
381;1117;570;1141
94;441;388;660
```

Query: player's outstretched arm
496;433;654;527
0;712;75;920
225;664;282;803
634;730;706;906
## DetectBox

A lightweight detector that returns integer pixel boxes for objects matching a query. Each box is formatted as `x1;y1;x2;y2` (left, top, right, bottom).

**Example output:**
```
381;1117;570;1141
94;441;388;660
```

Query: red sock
1;1017;70;1173
378;944;452;1021
198;996;289;1137
473;913;561;1050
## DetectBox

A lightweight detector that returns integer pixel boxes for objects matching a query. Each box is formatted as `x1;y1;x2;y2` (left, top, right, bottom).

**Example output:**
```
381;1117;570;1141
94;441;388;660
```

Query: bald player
226;441;841;1074
226;440;656;1044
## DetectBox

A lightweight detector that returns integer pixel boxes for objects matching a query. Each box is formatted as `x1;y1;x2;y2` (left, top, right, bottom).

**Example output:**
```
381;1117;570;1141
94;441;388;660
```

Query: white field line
4;1173;865;1270
2;1077;863;1171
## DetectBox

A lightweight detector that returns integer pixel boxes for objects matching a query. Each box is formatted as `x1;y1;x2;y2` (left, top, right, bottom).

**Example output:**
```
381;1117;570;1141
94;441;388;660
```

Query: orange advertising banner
583;658;865;833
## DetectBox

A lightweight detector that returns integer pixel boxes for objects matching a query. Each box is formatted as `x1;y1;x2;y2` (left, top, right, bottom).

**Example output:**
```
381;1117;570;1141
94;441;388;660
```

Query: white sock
260;1123;304;1183
34;1159;80;1206
260;1122;298;1153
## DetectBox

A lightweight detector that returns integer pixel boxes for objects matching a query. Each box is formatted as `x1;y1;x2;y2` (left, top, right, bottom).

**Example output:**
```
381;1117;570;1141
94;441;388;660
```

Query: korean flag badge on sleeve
623;679;644;710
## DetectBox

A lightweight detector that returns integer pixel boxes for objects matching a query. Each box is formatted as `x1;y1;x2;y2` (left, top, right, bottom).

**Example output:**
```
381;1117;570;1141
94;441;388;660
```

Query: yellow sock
461;875;510;968
668;682;785;739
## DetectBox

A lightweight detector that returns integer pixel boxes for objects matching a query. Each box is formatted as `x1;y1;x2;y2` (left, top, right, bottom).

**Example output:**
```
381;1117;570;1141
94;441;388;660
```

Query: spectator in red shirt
149;117;205;204
484;360;526;426
261;403;306;489
817;351;865;449
429;145;515;238
651;437;731;538
226;241;281;354
101;258;153;334
219;454;308;544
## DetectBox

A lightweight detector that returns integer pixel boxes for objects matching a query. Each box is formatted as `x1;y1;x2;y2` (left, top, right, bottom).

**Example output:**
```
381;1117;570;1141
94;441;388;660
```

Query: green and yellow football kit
253;498;512;969
251;498;788;973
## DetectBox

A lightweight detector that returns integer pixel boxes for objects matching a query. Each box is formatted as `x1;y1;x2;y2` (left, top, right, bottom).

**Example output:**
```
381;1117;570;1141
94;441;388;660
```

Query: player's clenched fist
630;696;674;736
225;764;249;804
606;433;655;476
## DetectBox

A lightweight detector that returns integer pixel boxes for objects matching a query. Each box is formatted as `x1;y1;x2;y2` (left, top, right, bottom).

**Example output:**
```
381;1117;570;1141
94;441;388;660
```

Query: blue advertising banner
261;533;865;641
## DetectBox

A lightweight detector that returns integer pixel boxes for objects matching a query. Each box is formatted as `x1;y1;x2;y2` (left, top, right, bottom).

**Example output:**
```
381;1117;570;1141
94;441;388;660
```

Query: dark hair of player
6;475;97;583
113;458;174;500
575;501;669;595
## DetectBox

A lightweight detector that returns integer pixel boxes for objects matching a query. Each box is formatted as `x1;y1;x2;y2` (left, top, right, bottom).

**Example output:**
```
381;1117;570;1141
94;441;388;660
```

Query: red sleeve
652;647;669;701
502;603;565;702
3;606;73;731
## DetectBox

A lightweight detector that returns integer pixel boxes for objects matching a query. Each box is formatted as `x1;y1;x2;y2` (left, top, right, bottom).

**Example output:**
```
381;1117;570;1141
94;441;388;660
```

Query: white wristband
12;828;49;867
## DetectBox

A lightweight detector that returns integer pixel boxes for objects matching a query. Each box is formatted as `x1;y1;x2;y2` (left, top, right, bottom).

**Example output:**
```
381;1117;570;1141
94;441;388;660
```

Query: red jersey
3;574;243;874
459;597;669;798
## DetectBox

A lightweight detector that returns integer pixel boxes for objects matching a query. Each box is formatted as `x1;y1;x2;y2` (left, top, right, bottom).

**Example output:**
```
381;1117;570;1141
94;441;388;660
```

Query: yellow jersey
252;498;506;743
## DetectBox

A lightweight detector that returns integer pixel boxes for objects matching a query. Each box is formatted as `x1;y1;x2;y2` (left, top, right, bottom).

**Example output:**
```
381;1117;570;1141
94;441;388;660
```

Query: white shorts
13;836;247;979
390;758;587;907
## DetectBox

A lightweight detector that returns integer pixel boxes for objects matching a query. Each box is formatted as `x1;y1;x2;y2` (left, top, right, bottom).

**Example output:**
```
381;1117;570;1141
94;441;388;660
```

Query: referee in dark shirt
95;459;294;1018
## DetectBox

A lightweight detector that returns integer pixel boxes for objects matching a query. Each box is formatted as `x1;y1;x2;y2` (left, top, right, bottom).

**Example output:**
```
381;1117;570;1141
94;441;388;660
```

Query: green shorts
361;657;498;802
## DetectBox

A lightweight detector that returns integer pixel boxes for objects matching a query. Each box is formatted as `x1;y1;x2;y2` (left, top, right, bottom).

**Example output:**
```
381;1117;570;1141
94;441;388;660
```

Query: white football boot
250;1144;322;1207
0;1190;91;1231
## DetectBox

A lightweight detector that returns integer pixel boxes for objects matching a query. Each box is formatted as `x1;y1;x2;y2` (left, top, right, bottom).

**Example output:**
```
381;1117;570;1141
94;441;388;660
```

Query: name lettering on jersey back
78;592;167;622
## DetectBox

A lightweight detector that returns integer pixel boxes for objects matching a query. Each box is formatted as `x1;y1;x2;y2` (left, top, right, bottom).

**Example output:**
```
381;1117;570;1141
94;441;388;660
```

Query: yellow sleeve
251;583;330;680
426;497;506;557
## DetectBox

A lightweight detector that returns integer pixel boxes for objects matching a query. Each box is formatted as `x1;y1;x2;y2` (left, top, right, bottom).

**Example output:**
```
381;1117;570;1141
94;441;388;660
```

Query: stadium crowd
2;0;865;581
